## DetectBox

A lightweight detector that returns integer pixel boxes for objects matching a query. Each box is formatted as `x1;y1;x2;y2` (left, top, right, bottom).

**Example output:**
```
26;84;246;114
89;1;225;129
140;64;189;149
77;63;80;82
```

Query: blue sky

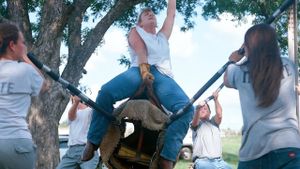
60;11;255;131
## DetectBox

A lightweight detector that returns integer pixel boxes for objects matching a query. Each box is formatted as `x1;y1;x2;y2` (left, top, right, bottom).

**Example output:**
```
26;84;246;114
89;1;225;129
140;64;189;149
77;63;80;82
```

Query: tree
0;0;297;168
0;0;198;168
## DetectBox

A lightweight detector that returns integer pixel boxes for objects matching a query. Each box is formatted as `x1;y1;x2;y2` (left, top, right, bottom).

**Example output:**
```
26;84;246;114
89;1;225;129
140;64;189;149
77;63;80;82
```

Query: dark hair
245;24;282;107
206;103;211;113
137;8;153;24
0;22;20;55
196;103;211;113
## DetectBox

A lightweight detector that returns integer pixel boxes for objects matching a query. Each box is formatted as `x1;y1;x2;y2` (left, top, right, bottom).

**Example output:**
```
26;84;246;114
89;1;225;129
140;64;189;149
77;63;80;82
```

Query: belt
193;156;221;162
69;144;86;147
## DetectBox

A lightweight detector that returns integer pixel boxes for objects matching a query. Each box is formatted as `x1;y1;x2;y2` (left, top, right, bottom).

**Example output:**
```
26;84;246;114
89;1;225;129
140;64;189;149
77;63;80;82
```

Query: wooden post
287;1;298;126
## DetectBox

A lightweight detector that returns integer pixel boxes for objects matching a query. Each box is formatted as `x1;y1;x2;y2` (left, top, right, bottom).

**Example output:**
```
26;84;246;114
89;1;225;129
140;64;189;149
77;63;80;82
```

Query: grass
174;135;241;169
222;135;241;169
175;160;193;169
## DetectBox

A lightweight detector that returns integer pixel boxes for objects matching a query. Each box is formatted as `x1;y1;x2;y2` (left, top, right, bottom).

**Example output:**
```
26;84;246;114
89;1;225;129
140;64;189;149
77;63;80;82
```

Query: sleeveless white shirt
129;26;173;78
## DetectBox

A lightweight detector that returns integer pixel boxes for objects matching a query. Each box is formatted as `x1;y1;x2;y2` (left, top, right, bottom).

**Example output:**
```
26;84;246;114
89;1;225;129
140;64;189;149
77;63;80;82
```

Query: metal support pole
287;1;299;126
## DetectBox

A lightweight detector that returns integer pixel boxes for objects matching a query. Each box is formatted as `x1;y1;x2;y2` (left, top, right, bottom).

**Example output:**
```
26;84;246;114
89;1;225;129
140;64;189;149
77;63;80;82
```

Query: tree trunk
26;1;69;168
28;82;70;169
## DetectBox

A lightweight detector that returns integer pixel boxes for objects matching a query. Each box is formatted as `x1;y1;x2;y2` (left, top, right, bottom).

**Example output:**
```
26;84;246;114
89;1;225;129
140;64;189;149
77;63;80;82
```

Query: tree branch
31;0;66;72
67;0;91;57
61;0;145;84
7;0;34;49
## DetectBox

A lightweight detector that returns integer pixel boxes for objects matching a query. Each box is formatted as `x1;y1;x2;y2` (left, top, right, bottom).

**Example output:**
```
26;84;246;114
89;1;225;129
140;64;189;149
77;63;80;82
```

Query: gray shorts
0;138;36;169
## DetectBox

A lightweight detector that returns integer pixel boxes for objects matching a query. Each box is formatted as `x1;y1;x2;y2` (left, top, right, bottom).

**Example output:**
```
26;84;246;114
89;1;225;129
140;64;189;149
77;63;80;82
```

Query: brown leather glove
139;63;154;82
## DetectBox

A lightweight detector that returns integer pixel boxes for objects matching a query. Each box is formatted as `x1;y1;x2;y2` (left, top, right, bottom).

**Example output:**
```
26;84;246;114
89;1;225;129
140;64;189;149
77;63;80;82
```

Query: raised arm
159;0;176;39
224;50;243;88
213;91;222;125
68;96;80;121
191;105;201;129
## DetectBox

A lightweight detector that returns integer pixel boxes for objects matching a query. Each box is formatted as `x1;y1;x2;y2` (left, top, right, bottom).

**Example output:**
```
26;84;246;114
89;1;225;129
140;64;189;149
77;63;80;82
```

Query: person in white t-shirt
191;91;231;169
57;96;99;169
0;22;45;169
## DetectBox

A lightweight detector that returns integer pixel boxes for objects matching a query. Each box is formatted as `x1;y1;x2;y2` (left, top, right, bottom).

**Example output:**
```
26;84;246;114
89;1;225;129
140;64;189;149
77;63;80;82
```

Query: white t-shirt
191;117;222;159
68;107;92;146
0;60;43;139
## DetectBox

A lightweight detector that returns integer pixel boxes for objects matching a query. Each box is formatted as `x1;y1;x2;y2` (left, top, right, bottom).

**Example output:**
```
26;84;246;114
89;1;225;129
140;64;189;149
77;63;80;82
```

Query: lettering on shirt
0;82;14;94
282;63;292;78
242;71;250;83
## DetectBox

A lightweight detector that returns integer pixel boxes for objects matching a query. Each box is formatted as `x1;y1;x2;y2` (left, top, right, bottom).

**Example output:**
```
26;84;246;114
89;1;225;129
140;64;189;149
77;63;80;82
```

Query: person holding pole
81;0;194;168
224;23;300;169
0;22;46;169
191;91;232;169
57;96;99;169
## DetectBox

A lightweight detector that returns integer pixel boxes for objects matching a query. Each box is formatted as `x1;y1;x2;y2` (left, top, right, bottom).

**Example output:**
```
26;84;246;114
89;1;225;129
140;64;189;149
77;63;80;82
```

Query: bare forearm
214;99;222;124
160;0;176;39
191;111;200;127
167;0;176;17
136;48;148;64
68;102;79;121
215;99;222;116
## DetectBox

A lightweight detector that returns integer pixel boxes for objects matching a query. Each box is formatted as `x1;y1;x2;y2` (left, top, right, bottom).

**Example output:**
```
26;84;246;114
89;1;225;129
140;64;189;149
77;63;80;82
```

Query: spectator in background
191;91;232;169
57;96;99;169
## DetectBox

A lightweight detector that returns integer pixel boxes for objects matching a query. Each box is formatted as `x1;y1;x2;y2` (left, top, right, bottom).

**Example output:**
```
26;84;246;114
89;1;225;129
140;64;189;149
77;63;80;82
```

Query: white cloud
210;14;251;34
85;28;128;72
170;26;197;59
101;28;128;55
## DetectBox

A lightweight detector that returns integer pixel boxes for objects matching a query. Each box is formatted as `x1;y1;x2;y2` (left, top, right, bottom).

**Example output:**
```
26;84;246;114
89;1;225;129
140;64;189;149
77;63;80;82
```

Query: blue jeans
87;66;194;161
238;148;300;169
194;158;232;169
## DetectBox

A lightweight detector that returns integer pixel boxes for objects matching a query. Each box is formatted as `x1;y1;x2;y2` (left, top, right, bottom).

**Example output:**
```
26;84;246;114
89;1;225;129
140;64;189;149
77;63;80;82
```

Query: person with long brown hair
224;23;300;169
0;22;46;169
